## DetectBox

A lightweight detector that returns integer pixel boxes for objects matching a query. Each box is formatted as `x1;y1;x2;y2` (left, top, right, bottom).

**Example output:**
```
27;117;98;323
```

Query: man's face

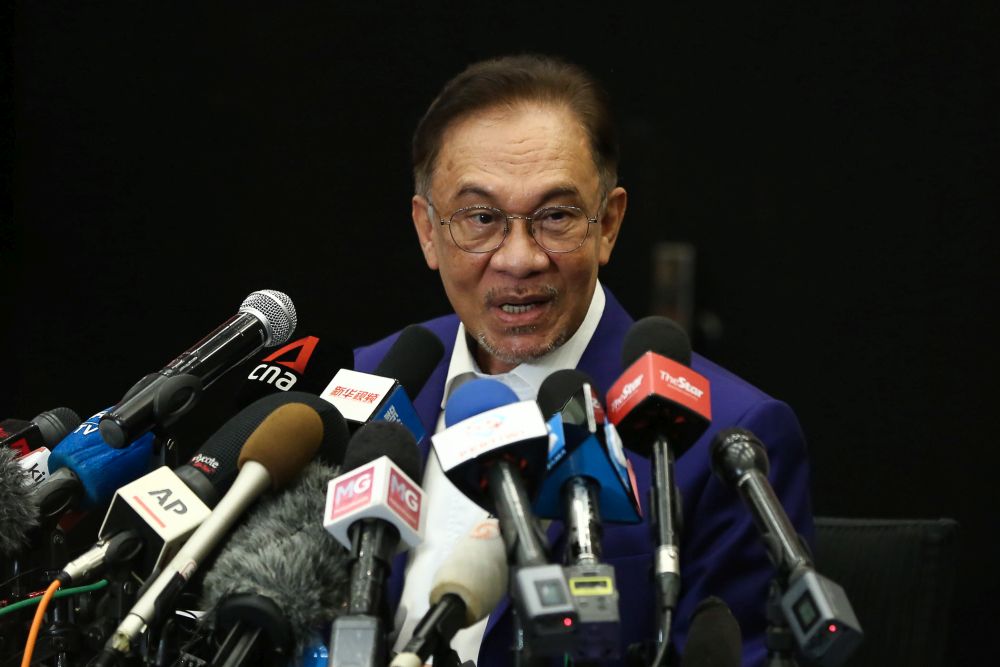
412;103;626;374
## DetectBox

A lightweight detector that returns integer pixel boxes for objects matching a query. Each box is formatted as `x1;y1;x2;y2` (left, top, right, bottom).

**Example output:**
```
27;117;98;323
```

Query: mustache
483;285;559;306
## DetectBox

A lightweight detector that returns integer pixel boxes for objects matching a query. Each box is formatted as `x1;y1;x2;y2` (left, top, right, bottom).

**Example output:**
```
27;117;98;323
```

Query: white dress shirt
391;282;607;664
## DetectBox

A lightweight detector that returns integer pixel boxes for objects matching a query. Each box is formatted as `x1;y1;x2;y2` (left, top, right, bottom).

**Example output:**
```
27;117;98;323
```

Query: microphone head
680;596;743;667
444;378;519;427
0;446;39;557
375;325;445;400
47;410;156;509
621;316;692;368
237;400;327;490
710;427;770;484
200;459;350;653
341;421;422;482
239;289;297;347
32;407;82;447
430;518;508;626
537;369;596;421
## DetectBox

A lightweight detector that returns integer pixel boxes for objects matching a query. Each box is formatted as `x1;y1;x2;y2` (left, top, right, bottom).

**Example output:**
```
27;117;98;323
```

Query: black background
3;2;998;663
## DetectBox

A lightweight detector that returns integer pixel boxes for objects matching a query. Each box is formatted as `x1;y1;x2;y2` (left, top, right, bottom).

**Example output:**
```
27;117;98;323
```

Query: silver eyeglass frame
427;201;602;254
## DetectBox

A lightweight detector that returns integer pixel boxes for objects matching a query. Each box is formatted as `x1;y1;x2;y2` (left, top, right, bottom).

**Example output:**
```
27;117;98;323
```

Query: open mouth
500;302;545;314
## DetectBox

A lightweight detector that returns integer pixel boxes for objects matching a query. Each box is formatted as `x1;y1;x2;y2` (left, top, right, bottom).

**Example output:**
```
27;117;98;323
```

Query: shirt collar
441;280;607;405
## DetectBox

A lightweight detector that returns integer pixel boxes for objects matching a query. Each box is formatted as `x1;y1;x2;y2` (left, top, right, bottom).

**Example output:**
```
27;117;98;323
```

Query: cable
21;580;60;667
0;579;109;617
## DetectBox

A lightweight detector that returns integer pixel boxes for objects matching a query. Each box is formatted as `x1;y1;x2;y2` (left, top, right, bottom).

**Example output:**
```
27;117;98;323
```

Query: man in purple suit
354;54;812;666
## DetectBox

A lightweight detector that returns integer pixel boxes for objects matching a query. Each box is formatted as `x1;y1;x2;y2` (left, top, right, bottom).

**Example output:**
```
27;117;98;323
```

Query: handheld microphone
679;597;742;667
390;518;508;667
321;324;444;443
99;396;325;662
607;317;713;664
0;446;38;557
198;459;352;665
99;289;297;448
711;428;862;666
324;421;425;667
1;407;81;457
434;379;576;657
535;369;631;662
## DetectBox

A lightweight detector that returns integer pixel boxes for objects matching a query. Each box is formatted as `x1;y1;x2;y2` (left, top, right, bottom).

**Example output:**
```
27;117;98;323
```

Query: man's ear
412;195;440;270
597;186;627;266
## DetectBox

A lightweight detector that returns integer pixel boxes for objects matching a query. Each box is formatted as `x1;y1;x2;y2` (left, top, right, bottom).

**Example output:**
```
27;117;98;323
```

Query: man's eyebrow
451;184;584;204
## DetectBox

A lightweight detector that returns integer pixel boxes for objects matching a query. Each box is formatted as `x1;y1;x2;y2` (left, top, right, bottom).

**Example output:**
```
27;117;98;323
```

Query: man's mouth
500;301;544;314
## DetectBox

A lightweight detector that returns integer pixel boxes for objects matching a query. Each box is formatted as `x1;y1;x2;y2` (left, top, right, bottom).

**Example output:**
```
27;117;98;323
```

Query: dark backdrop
4;2;997;663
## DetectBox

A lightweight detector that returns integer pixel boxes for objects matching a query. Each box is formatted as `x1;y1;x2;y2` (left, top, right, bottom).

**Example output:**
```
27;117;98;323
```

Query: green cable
0;579;109;617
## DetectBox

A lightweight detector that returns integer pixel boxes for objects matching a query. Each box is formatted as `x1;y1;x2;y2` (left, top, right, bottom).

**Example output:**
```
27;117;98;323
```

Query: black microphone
434;378;577;658
197;459;352;666
98;395;330;664
679;597;742;667
324;421;425;667
1;407;81;456
320;324;444;442
58;391;346;587
606;316;713;665
536;369;629;662
711;428;862;666
99;289;297;448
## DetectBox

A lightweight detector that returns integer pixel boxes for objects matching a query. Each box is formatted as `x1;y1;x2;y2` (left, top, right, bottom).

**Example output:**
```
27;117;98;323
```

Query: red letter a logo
261;336;319;374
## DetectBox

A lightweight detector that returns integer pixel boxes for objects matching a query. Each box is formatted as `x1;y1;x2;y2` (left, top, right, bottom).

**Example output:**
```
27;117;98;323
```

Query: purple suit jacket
354;285;813;667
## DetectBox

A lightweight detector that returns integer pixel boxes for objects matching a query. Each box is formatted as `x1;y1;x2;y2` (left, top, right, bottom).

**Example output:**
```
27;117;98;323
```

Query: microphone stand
649;435;681;667
765;580;800;667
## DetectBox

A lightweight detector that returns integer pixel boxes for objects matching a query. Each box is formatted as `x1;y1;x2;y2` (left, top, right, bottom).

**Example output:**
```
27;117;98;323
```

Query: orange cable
21;579;61;667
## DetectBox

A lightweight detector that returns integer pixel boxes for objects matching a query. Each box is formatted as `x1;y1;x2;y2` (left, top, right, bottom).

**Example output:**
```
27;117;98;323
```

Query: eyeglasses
429;201;601;254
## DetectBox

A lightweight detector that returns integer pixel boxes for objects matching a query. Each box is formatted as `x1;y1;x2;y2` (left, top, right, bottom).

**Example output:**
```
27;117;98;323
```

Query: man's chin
475;328;568;370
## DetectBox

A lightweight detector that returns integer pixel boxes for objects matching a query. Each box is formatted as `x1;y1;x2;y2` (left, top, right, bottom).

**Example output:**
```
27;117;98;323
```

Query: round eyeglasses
429;202;600;254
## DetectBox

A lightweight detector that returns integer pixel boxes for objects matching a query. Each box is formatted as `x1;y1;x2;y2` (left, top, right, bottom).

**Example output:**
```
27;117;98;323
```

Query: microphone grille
240;290;297;347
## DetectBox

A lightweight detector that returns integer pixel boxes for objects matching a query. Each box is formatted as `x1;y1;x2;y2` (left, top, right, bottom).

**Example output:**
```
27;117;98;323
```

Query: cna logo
261;336;319;374
659;370;705;399
388;469;421;531
331;466;374;519
610;374;644;412
188;454;220;475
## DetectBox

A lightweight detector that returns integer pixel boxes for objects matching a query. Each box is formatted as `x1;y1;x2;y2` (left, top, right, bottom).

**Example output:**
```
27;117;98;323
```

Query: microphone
433;378;577;657
0;446;38;557
606;316;713;663
679;597;742;667
99;289;297;448
711;428;862;666
30;409;156;523
321;324;444;442
197;459;352;665
1;407;81;457
324;420;425;667
99;395;325;662
535;368;642;525
390;518;508;667
535;369;635;662
60;392;347;586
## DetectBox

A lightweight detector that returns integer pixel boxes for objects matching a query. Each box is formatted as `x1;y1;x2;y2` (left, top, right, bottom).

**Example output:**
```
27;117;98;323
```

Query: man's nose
490;218;549;276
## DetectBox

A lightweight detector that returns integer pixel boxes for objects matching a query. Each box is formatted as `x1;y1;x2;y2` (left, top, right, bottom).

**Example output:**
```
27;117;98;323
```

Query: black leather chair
812;517;959;667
